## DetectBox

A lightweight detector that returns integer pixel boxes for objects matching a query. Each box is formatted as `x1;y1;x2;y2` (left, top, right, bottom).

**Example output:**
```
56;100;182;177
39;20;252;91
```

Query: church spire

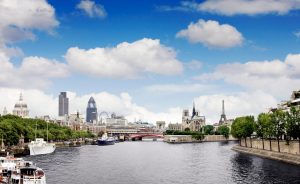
19;93;23;101
192;101;196;117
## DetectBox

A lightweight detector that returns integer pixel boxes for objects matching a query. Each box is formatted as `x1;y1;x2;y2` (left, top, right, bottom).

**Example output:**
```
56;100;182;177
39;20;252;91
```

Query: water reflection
23;142;300;184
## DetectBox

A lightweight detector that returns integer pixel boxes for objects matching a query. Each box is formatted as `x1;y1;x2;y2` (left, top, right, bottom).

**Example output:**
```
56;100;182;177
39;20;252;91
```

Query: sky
0;0;300;124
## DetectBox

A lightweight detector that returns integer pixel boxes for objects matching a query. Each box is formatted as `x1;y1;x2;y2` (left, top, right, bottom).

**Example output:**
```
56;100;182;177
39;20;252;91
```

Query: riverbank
232;145;300;166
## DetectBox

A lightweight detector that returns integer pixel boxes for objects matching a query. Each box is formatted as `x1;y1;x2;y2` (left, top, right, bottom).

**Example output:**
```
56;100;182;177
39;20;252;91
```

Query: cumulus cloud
160;0;300;16
0;0;59;57
198;0;300;16
194;53;300;98
194;91;278;124
145;83;214;94
185;60;202;70
65;38;183;79
176;19;243;48
76;0;106;18
0;88;182;124
0;51;69;89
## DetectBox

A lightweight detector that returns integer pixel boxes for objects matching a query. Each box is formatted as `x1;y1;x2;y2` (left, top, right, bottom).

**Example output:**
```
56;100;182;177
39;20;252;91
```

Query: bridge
129;133;164;141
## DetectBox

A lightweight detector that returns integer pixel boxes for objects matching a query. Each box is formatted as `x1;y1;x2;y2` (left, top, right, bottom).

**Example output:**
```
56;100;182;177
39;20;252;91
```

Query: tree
231;116;255;147
286;107;300;153
270;110;286;152
203;125;214;135
231;117;244;146
256;113;272;150
217;125;230;139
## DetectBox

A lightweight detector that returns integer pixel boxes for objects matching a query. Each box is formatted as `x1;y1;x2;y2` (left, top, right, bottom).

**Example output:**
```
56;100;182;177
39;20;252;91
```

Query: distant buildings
105;113;128;126
277;90;300;111
168;102;206;132
58;92;69;117
86;97;98;123
13;93;29;118
2;107;7;116
214;100;233;131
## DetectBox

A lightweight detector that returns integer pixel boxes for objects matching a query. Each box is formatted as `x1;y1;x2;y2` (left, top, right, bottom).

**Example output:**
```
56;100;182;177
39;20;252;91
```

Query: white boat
29;120;56;156
28;138;56;156
0;155;46;184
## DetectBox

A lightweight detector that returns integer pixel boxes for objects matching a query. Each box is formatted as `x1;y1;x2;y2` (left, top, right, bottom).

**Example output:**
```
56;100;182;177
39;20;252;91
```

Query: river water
25;141;300;184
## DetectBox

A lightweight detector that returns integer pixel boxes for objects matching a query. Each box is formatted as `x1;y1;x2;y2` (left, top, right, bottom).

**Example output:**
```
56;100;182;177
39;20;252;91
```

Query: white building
13;93;29;118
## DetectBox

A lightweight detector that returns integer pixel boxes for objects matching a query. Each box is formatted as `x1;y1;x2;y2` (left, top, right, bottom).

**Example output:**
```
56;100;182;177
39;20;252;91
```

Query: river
25;141;300;184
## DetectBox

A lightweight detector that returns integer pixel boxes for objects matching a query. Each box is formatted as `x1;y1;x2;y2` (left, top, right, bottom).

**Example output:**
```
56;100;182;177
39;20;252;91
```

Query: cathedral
181;102;206;132
13;93;29;118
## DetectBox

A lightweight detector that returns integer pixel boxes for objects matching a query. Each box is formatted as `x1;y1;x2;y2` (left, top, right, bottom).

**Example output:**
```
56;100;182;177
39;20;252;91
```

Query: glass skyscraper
86;97;98;123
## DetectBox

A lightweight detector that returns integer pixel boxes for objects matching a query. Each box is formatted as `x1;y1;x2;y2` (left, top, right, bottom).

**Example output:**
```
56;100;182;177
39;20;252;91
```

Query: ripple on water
24;142;300;184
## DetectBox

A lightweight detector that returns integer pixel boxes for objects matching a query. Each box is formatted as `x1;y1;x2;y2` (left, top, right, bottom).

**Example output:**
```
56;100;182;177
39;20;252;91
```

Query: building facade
13;93;29;118
86;97;98;123
181;102;206;132
59;92;69;117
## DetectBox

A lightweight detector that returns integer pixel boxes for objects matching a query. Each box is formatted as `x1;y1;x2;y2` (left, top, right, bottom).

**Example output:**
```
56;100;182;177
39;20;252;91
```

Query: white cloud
76;0;106;18
194;91;277;124
185;60;202;70
294;31;300;38
0;51;69;89
65;38;183;79
0;88;182;124
145;83;213;94
0;0;59;56
165;0;300;16
195;53;300;99
198;0;300;16
176;19;243;48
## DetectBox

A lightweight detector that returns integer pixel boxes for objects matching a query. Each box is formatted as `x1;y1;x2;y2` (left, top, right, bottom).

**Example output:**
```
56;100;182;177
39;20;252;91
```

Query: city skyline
0;0;300;124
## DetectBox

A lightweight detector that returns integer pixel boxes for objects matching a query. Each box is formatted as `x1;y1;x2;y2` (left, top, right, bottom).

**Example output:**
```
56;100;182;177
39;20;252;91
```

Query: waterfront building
105;113;128;126
68;112;86;131
168;123;182;131
181;102;206;132
156;121;166;130
13;93;29;118
277;90;300;111
87;124;106;136
86;97;98;123
59;92;69;117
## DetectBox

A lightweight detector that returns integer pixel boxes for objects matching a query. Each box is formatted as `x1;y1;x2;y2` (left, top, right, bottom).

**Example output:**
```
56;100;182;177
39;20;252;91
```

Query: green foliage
164;130;204;140
256;113;272;139
217;125;230;138
231;116;255;139
203;125;214;135
0;115;94;145
286;107;300;140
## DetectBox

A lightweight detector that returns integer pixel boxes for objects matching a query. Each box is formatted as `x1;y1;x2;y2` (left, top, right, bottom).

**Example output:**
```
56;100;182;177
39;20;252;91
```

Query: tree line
0;115;95;146
231;107;300;153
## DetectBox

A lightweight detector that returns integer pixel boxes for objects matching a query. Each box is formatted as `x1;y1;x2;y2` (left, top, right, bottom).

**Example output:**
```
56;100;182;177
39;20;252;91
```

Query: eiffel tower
219;100;227;124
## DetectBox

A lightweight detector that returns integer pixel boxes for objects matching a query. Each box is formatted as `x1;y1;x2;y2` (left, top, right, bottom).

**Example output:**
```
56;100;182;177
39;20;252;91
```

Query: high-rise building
13;93;29;118
59;92;69;116
86;97;98;123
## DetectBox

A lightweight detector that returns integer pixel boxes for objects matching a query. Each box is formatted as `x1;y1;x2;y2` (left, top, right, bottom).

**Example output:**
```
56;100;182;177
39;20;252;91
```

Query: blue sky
1;0;300;124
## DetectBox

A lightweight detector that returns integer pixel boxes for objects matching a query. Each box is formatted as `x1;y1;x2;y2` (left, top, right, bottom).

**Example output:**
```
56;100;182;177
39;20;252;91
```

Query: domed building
13;93;29;118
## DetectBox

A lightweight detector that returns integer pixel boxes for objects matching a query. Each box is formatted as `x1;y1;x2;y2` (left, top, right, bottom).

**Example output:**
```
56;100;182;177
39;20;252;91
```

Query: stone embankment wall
164;135;194;143
240;138;300;155
203;135;237;142
232;146;300;165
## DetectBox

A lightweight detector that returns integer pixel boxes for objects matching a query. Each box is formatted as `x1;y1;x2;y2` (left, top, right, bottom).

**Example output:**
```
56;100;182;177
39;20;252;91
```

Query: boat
97;133;115;146
0;155;46;184
28;121;56;156
28;138;56;156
